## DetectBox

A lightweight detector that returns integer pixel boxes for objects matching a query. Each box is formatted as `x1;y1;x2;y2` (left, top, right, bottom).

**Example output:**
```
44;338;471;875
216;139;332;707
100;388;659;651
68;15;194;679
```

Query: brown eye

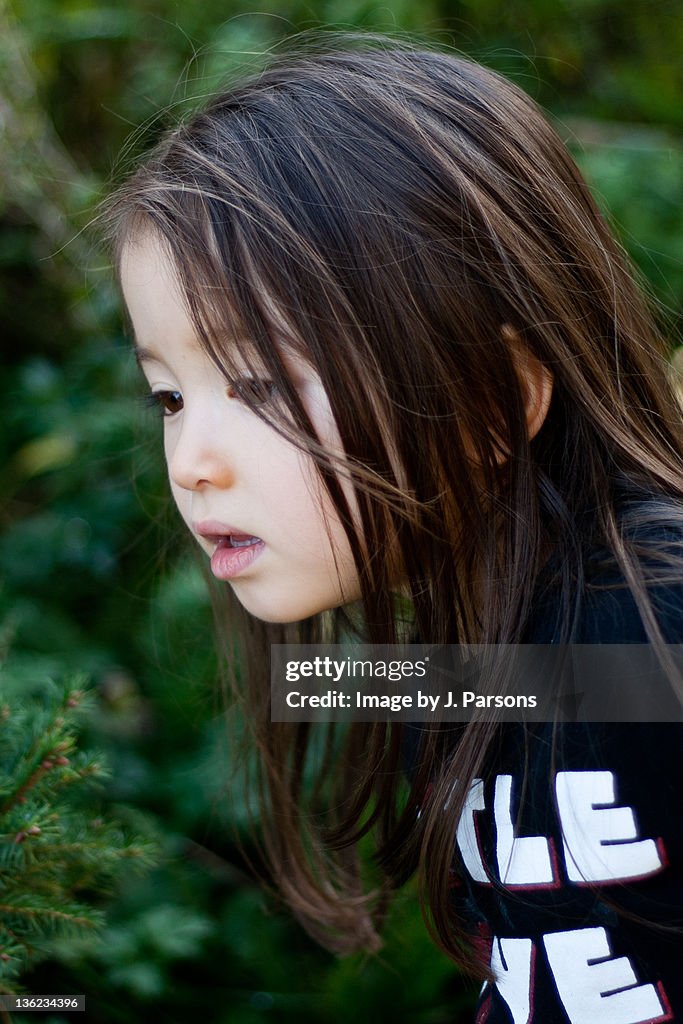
144;390;184;417
227;378;279;406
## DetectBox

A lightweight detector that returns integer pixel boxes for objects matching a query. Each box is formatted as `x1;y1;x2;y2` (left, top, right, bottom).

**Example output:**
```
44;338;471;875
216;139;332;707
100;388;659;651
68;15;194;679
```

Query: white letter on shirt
544;926;668;1024
494;775;555;885
555;771;662;883
456;778;489;882
489;937;534;1024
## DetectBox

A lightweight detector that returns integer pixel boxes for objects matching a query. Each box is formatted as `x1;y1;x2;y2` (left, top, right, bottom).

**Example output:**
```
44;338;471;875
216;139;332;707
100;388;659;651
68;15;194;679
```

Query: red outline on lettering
458;809;491;886
472;808;494;886
474;990;492;1024
494;773;562;891
491;938;536;1024
527;941;537;1024
566;835;666;888
555;770;669;888
473;924;494;1024
655;837;669;868
652;980;674;1023
570;853;665;886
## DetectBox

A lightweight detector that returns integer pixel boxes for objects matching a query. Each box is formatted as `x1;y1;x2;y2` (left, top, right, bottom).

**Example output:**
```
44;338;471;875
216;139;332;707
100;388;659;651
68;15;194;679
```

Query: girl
104;37;683;1022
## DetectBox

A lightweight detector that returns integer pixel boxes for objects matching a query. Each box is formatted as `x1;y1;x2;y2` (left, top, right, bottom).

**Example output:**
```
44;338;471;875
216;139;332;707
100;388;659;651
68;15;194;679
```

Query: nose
166;409;235;492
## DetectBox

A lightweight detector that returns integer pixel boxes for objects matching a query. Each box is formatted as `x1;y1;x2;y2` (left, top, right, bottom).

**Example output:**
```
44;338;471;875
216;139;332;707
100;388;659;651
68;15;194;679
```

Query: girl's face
120;232;362;623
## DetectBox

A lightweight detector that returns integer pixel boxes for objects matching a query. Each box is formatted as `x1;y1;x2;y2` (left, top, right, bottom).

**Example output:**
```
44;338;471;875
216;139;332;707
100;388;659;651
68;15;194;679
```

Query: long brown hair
102;35;683;974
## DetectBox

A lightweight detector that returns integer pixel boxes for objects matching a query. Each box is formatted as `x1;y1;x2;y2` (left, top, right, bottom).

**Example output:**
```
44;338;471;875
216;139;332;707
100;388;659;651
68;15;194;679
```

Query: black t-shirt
455;548;683;1023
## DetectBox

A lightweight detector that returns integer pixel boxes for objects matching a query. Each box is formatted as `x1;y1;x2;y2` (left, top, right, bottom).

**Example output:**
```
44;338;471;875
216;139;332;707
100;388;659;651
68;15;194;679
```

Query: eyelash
141;391;183;417
141;379;279;418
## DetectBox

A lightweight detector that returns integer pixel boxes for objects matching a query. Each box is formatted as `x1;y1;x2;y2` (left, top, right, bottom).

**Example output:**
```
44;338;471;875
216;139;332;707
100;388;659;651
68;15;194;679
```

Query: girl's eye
226;378;279;406
143;390;184;417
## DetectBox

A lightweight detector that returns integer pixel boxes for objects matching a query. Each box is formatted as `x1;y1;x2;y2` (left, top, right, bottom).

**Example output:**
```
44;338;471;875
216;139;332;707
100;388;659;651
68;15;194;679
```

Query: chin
230;585;351;625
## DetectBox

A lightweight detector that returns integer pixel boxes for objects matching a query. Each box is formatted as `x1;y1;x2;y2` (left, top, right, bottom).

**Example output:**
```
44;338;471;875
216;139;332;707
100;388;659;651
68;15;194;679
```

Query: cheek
275;453;353;577
300;383;363;533
163;430;177;473
164;438;192;529
282;453;333;540
169;479;192;530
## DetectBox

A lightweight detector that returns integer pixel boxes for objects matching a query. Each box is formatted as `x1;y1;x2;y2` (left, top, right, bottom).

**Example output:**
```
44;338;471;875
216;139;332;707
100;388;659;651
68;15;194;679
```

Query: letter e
544;927;669;1024
555;771;662;883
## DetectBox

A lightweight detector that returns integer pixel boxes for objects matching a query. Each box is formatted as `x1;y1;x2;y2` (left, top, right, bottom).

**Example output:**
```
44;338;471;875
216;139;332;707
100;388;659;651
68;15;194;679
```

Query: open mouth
193;522;264;565
208;533;266;580
215;534;262;549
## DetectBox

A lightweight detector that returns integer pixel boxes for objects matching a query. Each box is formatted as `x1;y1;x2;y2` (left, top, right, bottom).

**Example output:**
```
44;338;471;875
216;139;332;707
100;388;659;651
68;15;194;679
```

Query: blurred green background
1;0;682;1021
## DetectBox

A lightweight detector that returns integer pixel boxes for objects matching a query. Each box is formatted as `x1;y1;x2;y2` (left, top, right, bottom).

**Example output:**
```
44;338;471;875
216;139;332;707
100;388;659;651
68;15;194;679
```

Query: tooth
230;535;260;547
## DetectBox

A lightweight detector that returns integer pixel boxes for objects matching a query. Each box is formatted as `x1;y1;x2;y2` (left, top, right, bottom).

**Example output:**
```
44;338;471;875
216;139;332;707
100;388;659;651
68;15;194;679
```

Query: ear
462;324;554;469
500;322;553;445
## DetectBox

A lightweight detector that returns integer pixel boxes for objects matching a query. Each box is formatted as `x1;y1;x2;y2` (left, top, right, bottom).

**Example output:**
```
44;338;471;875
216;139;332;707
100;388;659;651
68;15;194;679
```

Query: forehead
119;228;310;378
120;230;237;370
119;230;189;338
119;229;187;307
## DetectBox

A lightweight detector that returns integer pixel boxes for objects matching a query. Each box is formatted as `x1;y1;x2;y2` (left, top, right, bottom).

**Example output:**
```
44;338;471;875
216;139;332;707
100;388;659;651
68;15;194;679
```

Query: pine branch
0;904;99;930
0;654;159;991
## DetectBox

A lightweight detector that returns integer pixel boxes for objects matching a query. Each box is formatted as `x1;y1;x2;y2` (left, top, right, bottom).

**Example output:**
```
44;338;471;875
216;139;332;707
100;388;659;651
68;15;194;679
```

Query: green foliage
0;654;158;992
573;133;683;315
1;0;682;1020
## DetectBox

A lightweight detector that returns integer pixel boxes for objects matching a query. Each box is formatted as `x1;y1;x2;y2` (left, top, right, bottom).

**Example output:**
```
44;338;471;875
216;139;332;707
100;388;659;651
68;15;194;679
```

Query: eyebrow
132;344;162;369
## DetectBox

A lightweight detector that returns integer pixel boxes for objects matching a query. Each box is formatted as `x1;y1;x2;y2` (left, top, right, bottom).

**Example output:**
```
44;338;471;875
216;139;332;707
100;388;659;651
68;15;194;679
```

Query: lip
193;519;257;541
193;520;266;580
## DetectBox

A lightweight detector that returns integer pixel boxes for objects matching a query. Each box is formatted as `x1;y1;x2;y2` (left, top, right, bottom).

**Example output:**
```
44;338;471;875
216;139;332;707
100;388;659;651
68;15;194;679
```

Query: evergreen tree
0;630;158;997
